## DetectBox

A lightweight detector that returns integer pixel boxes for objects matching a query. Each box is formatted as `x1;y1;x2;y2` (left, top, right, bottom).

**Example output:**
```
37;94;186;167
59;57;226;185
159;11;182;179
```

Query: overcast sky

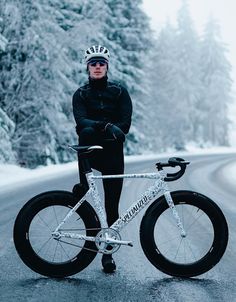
141;0;236;86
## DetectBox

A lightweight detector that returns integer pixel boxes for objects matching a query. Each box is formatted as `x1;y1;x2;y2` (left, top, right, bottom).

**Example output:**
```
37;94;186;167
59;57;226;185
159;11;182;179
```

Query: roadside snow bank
219;159;236;184
0;146;236;192
0;161;78;192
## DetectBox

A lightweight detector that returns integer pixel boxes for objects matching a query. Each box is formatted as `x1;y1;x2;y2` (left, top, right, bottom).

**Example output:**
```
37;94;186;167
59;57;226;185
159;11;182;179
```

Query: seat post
80;155;92;174
77;154;92;190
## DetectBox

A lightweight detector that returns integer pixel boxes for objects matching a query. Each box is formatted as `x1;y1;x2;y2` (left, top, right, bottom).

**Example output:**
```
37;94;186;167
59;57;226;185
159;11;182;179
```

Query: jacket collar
89;76;108;90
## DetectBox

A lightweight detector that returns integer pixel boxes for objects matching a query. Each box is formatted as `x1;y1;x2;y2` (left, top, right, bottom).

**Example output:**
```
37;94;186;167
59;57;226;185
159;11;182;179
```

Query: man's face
88;60;108;79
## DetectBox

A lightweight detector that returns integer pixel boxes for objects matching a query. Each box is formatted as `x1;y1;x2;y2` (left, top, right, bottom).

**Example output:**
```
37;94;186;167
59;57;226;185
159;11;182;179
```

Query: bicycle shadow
16;271;151;301
16;274;234;302
17;276;90;287
16;274;219;289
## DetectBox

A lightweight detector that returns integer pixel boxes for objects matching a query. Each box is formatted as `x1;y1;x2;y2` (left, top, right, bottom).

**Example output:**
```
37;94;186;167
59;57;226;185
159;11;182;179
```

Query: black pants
78;127;124;227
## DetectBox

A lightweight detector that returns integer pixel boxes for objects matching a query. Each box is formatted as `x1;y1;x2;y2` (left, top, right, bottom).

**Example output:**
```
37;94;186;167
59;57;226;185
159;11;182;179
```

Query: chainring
95;228;121;254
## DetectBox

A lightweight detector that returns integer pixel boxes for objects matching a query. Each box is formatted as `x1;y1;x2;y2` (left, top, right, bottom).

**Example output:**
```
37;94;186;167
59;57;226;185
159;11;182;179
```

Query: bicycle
13;145;228;278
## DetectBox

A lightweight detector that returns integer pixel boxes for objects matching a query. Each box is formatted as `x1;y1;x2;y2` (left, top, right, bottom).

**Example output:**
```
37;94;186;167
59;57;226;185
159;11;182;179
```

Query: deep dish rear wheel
14;191;100;278
140;190;228;277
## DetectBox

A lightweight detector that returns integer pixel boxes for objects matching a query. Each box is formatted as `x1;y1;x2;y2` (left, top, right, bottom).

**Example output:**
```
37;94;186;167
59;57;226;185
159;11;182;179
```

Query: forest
0;0;232;167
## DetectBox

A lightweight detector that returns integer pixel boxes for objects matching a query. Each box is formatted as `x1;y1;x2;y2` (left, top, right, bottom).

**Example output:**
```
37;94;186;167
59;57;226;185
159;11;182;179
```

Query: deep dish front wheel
140;190;228;277
14;191;101;278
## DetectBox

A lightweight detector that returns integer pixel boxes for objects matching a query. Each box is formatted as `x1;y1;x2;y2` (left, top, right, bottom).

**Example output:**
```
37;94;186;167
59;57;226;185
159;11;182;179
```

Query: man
72;45;132;273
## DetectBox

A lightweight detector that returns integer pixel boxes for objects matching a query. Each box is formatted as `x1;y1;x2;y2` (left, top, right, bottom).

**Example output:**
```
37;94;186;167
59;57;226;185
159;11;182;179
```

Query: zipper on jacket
99;93;104;109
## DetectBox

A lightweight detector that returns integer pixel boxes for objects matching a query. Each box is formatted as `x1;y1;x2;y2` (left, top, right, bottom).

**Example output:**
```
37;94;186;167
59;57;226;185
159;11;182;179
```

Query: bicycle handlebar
156;157;190;182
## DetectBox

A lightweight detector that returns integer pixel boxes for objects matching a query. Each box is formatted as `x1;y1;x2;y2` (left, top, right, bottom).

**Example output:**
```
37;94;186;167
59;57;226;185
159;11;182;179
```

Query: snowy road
0;152;236;302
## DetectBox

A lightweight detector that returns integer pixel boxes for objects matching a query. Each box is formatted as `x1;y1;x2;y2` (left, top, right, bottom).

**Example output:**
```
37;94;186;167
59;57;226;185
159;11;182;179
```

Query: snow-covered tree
0;17;8;52
0;10;15;163
200;17;232;145
148;22;183;150
0;108;15;163
147;0;202;151
0;1;7;51
174;0;202;146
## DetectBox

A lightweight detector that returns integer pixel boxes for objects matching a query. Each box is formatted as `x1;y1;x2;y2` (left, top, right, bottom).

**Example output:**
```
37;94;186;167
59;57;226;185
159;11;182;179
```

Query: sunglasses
88;60;107;67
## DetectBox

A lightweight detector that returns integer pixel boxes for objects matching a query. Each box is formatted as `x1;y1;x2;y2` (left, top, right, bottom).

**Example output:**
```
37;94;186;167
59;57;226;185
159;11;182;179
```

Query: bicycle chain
54;238;100;253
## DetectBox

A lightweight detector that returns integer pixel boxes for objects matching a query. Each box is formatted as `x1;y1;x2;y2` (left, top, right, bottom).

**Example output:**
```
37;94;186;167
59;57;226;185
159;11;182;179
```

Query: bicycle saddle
69;145;103;153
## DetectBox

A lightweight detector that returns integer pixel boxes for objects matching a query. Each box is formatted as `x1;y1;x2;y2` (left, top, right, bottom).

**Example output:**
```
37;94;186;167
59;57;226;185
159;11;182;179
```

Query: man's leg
100;142;124;273
102;174;124;227
101;142;124;227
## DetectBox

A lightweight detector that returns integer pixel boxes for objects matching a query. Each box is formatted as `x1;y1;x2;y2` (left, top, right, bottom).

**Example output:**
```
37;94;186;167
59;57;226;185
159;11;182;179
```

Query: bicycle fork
162;186;186;238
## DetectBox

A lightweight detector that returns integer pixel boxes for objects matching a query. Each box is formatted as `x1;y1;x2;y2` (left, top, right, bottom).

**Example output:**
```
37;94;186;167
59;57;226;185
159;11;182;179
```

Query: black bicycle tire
140;190;228;278
13;190;101;278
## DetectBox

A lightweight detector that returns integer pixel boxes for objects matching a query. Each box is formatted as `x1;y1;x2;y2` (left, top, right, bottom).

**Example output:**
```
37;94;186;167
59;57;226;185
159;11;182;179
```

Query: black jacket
72;77;132;134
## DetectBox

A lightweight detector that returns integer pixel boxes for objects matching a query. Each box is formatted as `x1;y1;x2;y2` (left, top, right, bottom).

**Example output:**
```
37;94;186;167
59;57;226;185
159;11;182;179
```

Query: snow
1;146;236;193
0;33;8;52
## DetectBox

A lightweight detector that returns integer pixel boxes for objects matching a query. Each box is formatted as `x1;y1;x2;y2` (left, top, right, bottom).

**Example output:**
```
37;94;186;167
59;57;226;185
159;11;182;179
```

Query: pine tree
148;21;184;150
0;18;8;52
147;1;203;151
200;17;232;145
175;0;202;147
0;108;15;163
0;9;15;163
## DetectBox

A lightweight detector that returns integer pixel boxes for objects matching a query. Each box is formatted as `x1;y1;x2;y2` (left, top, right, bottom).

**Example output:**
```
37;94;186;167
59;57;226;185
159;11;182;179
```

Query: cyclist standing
72;45;133;273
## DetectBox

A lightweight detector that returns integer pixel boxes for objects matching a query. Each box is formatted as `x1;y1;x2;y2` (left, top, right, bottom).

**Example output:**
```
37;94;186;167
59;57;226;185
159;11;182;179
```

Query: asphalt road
0;153;236;302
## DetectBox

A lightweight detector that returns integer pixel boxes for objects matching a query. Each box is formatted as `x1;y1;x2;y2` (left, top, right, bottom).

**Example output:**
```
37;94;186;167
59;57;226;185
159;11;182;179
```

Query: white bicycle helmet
84;45;110;63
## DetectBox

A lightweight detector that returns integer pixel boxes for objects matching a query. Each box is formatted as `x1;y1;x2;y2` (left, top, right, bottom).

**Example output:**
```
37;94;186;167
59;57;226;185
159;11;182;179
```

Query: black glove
93;121;107;131
105;123;125;142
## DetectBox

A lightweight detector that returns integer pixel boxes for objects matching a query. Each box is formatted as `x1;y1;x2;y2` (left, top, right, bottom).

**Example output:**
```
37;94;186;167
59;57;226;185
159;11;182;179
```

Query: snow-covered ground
0;146;236;193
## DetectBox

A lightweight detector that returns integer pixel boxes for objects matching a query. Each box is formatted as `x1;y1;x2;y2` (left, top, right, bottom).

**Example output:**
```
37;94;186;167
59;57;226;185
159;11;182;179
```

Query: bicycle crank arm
102;237;133;247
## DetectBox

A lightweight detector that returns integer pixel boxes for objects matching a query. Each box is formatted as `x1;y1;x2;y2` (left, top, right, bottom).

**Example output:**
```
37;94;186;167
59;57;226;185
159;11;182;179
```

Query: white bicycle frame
52;168;186;246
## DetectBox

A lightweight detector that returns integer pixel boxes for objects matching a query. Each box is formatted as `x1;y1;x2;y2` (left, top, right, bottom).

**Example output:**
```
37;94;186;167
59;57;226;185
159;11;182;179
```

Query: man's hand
105;123;125;142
